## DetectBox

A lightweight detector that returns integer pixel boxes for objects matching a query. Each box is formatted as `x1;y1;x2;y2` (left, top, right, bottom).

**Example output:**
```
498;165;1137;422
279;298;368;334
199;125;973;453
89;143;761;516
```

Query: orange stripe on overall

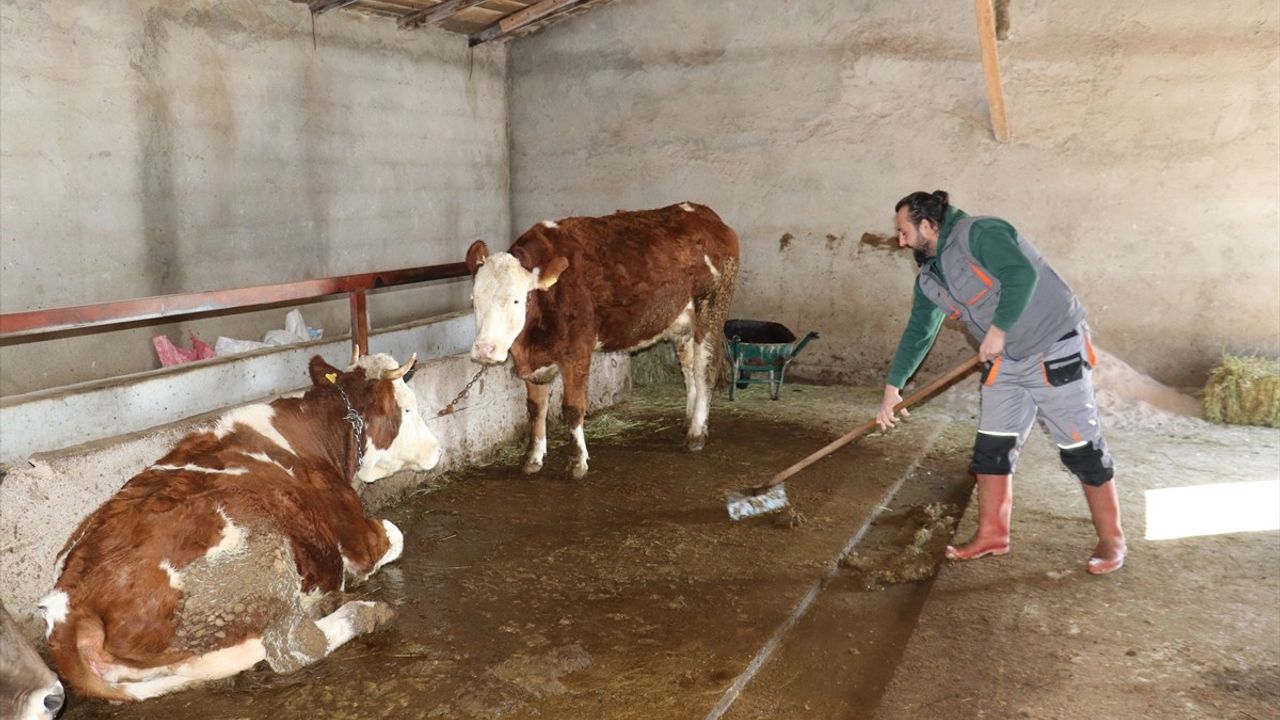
984;356;1003;386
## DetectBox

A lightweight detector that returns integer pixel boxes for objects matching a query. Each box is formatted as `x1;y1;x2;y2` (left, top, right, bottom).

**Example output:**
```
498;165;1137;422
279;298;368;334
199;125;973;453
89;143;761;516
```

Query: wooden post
974;0;1011;142
349;290;369;357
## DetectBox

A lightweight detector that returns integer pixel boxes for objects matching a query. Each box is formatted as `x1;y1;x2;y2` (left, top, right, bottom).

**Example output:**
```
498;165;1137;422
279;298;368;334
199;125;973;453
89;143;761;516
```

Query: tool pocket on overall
1043;353;1085;386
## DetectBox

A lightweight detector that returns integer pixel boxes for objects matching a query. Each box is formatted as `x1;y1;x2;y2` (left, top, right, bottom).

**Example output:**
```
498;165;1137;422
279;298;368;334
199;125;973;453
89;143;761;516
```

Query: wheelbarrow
723;319;819;401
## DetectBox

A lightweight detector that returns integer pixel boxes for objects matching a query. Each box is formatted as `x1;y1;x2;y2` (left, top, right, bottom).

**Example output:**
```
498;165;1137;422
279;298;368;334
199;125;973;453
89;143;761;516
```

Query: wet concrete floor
60;386;973;720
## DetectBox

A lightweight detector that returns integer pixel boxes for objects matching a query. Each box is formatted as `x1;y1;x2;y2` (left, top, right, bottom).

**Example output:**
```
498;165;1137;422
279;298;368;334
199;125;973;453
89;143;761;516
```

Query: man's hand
876;385;909;431
979;326;1006;363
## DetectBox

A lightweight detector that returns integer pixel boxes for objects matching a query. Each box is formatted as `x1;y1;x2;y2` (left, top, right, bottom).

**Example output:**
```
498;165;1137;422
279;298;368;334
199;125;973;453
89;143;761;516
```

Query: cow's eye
513;299;521;305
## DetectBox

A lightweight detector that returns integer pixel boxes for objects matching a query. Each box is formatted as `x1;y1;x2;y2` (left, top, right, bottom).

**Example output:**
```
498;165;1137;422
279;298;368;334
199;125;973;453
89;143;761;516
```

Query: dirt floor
55;380;1280;720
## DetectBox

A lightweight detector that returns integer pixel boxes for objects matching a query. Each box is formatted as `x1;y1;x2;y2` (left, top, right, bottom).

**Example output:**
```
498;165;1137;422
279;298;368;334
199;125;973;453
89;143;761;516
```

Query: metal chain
435;365;489;418
334;383;366;471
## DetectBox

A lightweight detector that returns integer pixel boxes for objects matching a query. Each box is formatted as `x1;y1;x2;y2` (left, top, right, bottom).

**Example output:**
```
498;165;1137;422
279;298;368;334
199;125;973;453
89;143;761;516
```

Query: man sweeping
875;190;1126;575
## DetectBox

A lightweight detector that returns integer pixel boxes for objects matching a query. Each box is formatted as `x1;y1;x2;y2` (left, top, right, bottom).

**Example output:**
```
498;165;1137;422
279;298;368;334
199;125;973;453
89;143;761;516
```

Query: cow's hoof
568;461;589;480
522;457;544;474
687;434;707;452
348;600;396;635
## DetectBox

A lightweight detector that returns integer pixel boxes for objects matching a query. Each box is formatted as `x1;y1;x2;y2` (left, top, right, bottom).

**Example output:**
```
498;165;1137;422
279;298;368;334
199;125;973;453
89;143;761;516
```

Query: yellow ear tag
325;372;338;384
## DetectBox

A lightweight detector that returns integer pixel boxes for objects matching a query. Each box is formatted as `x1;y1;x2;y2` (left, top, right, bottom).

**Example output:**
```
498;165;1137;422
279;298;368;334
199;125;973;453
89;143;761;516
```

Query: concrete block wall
0;0;508;395
0;340;630;640
507;0;1280;388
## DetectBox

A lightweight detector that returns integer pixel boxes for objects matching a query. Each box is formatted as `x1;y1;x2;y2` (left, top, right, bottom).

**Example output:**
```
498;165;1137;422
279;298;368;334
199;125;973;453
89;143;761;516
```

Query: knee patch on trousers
1059;441;1115;486
970;432;1019;476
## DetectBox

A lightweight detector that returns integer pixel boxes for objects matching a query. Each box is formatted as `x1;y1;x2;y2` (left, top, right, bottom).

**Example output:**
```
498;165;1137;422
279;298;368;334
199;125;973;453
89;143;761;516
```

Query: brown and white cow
465;202;739;478
2;601;64;720
41;353;438;701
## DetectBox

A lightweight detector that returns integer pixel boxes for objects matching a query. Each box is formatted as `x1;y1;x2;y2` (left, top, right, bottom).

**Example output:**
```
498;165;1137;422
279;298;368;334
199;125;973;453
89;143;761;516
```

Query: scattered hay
472;441;529;469
772;507;808;529
1203;354;1280;428
583;414;668;440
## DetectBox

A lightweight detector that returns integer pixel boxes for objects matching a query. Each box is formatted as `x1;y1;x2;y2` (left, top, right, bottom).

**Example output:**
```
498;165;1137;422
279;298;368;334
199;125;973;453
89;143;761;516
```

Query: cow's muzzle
470;341;507;365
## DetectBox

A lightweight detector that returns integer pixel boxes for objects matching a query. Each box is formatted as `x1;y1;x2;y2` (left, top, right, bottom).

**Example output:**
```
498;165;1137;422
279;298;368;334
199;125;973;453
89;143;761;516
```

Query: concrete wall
0;0;508;395
0;341;630;639
508;0;1280;387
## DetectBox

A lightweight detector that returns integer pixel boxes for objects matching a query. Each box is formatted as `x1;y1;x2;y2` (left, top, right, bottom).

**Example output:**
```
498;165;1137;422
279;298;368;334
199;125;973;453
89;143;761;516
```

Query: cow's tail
48;612;131;701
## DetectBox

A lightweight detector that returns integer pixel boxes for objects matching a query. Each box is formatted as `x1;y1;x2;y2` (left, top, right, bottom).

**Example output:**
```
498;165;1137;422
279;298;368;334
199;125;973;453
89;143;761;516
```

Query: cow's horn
351;345;361;367
387;353;417;380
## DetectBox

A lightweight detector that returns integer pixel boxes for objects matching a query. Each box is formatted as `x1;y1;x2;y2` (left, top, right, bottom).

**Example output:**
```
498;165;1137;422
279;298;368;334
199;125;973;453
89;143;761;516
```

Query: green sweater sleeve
969;219;1038;330
887;281;946;388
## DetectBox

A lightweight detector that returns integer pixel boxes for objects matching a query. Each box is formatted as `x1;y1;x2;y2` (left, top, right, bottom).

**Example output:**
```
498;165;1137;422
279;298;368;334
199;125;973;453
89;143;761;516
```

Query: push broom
725;355;982;520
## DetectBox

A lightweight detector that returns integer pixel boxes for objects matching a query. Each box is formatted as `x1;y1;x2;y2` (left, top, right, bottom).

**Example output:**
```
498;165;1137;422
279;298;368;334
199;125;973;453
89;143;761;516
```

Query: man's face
895;207;937;257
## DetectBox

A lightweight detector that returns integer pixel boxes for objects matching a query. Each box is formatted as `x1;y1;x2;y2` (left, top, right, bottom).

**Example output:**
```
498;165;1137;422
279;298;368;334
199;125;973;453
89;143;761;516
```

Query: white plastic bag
263;309;315;346
214;309;322;357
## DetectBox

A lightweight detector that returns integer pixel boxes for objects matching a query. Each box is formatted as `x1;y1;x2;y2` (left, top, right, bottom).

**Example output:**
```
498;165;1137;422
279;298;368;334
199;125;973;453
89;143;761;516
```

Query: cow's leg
314;600;395;654
560;360;592;479
262;599;393;674
334;511;400;586
675;335;698;423
688;256;738;451
115;638;268;700
687;334;714;451
523;379;553;474
343;519;402;585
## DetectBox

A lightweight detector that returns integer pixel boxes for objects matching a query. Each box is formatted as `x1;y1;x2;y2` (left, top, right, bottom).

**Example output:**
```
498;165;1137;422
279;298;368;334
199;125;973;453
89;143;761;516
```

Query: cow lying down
42;353;438;701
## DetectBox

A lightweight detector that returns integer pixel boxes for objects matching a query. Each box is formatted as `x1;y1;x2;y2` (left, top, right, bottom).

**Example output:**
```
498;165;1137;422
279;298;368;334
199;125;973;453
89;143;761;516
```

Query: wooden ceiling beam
469;0;587;46
974;0;1011;142
399;0;494;30
310;0;363;15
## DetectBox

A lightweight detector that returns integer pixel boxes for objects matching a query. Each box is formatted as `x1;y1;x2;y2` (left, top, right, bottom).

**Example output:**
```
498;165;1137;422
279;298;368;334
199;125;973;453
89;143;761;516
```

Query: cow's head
465;240;568;364
310;353;440;483
1;602;64;720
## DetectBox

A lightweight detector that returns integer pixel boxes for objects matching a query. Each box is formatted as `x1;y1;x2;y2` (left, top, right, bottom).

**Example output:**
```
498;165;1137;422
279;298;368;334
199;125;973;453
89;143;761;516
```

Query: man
875;190;1126;575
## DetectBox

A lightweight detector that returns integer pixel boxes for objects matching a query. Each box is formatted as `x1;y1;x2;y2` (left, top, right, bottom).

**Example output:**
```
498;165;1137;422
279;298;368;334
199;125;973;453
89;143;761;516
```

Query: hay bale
630;344;683;387
630;335;734;389
1202;354;1280;428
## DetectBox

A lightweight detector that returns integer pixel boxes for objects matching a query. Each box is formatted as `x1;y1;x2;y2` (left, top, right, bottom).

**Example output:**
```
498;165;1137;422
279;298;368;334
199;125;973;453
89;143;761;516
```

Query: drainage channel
707;420;976;720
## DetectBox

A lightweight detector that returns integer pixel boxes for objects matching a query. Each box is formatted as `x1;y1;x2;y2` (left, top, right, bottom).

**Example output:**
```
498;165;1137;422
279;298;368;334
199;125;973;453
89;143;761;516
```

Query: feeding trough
723;319;819;400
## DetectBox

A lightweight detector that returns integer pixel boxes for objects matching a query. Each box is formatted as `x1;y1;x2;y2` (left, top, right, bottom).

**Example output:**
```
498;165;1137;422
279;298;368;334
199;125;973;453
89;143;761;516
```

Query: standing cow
466;202;740;478
2;601;64;719
42;353;438;701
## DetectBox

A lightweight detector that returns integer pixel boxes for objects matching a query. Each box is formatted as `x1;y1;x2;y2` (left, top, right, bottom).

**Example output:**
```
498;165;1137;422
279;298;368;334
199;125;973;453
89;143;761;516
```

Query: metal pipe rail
0;262;471;356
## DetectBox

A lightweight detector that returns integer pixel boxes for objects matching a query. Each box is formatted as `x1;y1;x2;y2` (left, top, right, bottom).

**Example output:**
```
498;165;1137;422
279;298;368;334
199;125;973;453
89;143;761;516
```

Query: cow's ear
465;240;490;275
308;355;343;386
537;256;569;290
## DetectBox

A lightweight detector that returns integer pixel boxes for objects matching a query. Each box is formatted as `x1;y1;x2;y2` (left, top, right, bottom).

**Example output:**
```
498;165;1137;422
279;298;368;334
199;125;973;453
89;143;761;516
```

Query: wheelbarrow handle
791;331;820;357
751;354;981;493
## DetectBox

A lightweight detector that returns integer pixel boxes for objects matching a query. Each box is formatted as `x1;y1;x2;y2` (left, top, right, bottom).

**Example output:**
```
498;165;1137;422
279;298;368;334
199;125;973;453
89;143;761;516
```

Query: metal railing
0;262;471;356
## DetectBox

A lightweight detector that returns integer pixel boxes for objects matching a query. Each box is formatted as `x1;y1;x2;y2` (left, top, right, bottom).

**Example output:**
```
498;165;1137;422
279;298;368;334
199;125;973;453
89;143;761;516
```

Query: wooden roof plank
399;0;493;29
469;0;588;45
310;0;363;15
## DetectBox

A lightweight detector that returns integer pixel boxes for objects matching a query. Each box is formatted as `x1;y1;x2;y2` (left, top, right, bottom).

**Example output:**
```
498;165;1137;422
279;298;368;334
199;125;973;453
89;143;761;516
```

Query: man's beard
913;248;929;267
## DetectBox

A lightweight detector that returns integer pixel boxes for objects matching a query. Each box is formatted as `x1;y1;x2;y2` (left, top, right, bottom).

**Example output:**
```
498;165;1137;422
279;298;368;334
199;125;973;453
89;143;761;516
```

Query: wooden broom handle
756;355;982;492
